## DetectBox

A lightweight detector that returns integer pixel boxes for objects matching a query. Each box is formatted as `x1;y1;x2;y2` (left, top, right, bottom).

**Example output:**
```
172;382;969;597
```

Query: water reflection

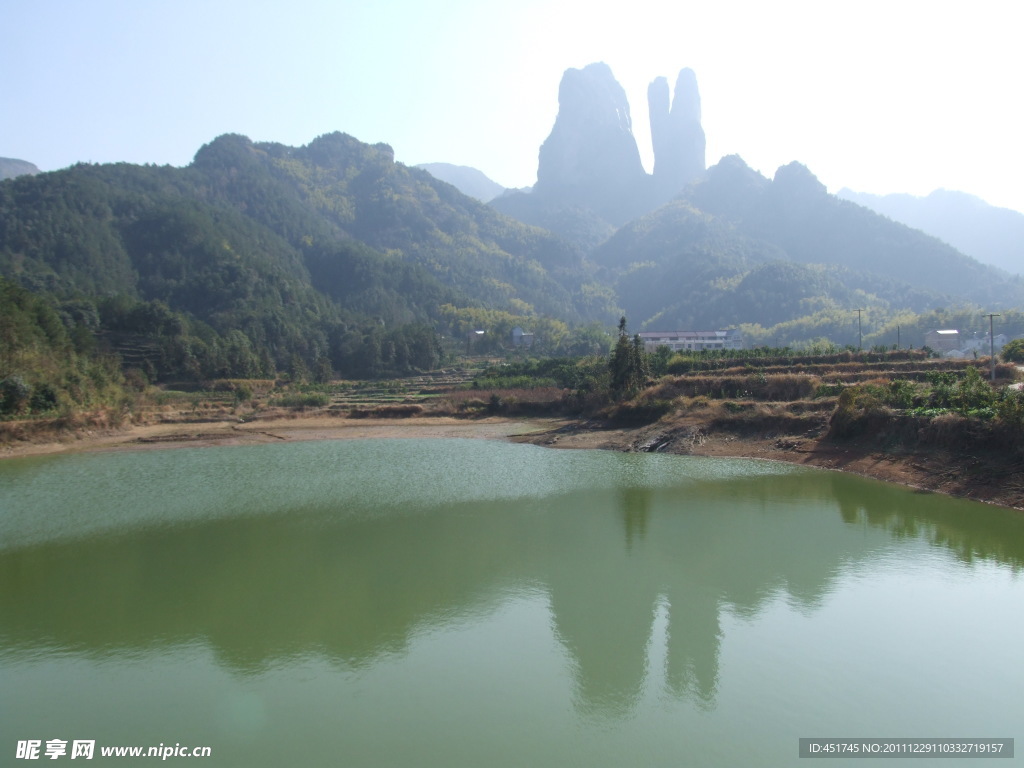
620;487;651;550
1;441;1022;722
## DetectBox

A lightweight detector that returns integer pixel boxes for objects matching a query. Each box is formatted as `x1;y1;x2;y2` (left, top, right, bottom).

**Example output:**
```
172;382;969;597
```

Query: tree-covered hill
594;199;924;331
0;276;125;417
838;188;1024;275
3;128;1023;401
586;157;1024;340
187;133;588;319
677;157;1021;306
0;132;615;387
0;132;598;323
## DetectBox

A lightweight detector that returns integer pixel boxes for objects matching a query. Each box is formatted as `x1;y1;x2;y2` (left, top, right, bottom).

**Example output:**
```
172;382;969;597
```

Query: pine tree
608;317;648;400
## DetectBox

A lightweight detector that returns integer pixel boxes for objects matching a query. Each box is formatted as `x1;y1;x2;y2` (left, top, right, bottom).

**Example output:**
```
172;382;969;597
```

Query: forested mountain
486;62;1021;347
677;158;1014;303
0;275;126;416
593;198;931;333
3;64;1023;407
586;156;1024;342
837;188;1024;275
187;132;589;319
0;132;612;390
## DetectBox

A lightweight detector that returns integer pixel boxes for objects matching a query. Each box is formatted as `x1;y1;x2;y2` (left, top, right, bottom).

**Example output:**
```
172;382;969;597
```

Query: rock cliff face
494;62;708;241
649;69;705;196
534;62;648;223
0;158;40;181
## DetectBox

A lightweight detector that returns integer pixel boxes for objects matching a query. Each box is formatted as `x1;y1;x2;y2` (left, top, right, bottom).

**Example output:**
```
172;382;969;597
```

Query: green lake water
1;438;1022;766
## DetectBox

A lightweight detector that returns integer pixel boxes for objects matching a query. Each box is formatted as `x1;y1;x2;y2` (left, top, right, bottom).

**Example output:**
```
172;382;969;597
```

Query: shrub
722;401;750;413
271;393;329;409
885;379;918;409
996;388;1024;428
348;404;424;418
470;375;557;390
814;382;846;398
29;384;59;413
828;387;861;438
649;374;818;402
953;366;995;414
607;399;673;425
1001;338;1024;363
0;376;31;415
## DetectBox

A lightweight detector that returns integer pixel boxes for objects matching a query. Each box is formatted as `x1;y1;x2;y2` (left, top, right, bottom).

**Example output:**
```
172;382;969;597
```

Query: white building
924;329;960;353
638;329;743;353
948;333;1009;358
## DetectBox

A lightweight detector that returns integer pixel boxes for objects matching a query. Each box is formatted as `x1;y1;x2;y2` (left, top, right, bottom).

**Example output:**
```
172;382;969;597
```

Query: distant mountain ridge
485;61;1022;340
592;156;1021;335
415;163;506;202
3;63;1024;386
837;188;1024;275
0;157;40;181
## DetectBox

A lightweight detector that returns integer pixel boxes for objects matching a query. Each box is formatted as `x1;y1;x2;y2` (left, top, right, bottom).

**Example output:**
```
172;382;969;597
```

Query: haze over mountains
413;163;507;203
491;63;706;242
485;62;1021;338
2;61;1023;386
425;63;1020;279
837;189;1024;275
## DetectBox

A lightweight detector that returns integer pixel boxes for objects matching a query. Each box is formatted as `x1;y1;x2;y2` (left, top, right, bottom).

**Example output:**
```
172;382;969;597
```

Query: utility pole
986;313;1001;381
896;325;900;351
854;309;864;351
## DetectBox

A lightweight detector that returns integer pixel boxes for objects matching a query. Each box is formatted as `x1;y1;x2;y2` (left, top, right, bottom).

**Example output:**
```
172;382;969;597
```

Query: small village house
511;326;534;348
945;332;1009;358
638;329;743;353
924;329;960;354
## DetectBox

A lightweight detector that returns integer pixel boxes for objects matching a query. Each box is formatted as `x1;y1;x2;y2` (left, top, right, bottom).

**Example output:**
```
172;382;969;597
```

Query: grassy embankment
447;350;1024;476
5;350;1024;480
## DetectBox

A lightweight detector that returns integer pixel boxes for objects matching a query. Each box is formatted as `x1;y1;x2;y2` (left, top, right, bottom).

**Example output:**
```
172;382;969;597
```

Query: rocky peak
682;155;771;218
648;68;705;194
772;162;828;202
0;157;41;181
502;63;708;233
535;62;647;220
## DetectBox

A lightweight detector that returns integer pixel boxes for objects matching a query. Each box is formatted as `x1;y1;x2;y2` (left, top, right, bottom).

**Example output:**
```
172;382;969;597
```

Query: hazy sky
4;0;1022;212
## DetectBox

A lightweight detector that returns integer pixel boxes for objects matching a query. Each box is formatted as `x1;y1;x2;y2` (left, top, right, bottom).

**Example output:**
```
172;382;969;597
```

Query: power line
985;313;1001;382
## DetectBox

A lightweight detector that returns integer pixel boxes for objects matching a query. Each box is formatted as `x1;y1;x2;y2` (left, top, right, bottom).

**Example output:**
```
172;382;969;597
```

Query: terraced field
130;367;484;424
323;369;477;413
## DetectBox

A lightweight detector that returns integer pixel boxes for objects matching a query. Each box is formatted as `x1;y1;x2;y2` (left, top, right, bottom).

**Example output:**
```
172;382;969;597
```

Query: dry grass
0;407;130;446
349;404;425;419
434;387;571;417
648;373;821;402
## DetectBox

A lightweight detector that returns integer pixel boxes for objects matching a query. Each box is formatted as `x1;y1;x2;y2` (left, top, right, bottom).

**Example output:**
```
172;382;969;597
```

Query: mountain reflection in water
2;439;1021;722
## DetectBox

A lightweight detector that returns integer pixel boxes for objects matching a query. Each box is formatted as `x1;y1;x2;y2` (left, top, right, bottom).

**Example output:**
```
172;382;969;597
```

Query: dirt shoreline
3;414;1022;511
0;416;549;458
511;418;1024;511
